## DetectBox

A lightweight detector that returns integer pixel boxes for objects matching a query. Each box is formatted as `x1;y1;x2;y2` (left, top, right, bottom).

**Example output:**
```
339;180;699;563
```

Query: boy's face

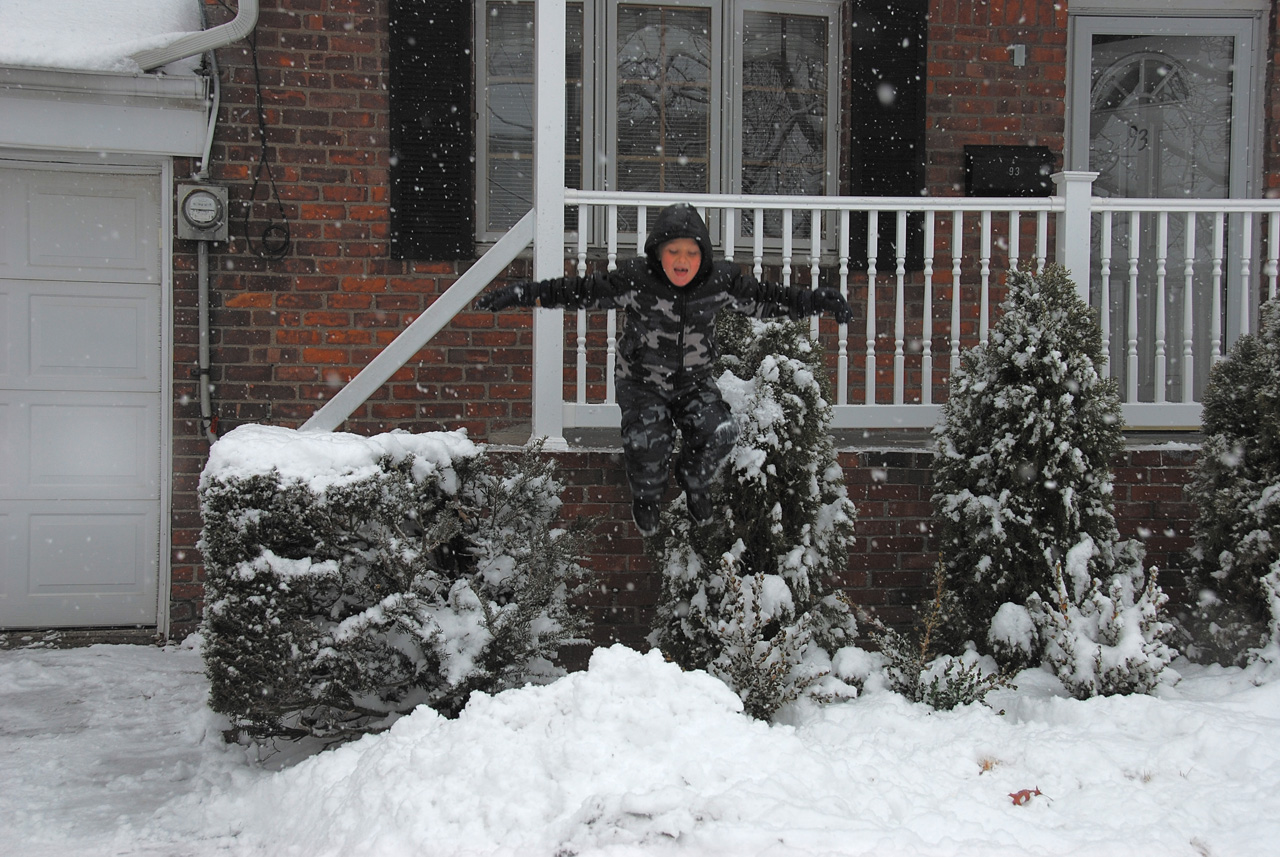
659;238;702;287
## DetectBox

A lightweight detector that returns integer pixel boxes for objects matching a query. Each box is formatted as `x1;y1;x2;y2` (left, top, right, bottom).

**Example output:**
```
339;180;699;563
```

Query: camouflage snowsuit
489;204;840;506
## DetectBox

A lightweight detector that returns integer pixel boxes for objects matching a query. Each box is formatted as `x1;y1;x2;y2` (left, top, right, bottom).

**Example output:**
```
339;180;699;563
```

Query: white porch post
1052;171;1098;304
531;0;568;448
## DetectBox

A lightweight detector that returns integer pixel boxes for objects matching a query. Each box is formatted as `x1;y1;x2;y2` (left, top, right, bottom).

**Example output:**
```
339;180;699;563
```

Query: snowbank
4;641;1280;856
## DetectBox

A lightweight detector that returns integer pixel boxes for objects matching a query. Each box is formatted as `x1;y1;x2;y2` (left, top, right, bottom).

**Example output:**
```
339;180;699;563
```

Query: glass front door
1071;15;1260;404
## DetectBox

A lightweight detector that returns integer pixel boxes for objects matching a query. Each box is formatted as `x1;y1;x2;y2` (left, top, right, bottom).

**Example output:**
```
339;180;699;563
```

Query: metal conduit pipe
192;0;222;443
198;240;216;443
130;0;259;72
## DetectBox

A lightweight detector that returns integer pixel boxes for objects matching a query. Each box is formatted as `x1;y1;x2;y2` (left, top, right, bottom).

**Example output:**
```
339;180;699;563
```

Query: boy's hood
644;203;714;285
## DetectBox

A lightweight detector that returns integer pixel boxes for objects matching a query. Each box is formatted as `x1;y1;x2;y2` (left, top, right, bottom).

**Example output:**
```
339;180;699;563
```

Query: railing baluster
1099;210;1113;378
866;210;879;405
576;206;588;405
1036;210;1048;273
980;210;992;344
1182;211;1196;403
1268;211;1279;301
782;208;794;289
811;209;822;339
1127;210;1140;403
724;207;737;264
837;209;850;407
1008;210;1020;271
1154;211;1168;404
1211;212;1225;363
894;209;907;404
950;211;963;373
922;211;935;406
753;208;764;281
606;204;619;404
1239;212;1254;336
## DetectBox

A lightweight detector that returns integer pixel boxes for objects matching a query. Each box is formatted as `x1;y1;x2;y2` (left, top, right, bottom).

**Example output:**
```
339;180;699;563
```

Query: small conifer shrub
863;561;1015;711
931;265;1174;692
1183;299;1280;664
199;429;595;744
650;314;859;719
1027;537;1175;699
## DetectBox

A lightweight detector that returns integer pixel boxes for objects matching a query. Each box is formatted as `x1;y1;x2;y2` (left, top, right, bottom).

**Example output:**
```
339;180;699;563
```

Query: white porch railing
550;185;1280;436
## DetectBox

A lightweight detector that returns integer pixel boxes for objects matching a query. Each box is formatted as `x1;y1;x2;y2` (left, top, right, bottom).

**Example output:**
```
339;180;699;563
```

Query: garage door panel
23;175;158;283
0;170;14;273
0;289;8;379
1;281;160;392
28;397;159;498
0;402;12;492
0;503;159;628
0;511;10;597
29;510;155;590
30;290;160;386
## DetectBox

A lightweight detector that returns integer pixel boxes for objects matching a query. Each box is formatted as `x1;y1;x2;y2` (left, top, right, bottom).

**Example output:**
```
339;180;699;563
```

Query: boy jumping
476;203;853;537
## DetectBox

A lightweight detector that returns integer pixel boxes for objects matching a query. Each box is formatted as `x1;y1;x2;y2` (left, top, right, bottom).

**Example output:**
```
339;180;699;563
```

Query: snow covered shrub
932;264;1175;691
199;427;595;743
863;561;1014;710
1027;536;1175;698
649;314;859;719
1183;300;1280;664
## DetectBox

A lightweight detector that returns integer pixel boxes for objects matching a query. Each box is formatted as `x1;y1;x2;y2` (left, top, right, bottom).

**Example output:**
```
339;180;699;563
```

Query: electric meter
177;184;229;241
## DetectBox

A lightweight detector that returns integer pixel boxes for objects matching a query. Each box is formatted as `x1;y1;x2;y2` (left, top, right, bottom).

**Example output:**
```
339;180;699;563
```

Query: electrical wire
241;25;291;259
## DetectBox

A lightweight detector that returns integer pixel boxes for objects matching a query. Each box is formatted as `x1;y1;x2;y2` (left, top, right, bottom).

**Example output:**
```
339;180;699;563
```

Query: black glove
475;282;529;312
813;287;854;324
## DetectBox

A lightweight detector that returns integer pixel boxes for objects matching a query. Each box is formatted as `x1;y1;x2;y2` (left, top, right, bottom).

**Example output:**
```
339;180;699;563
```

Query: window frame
473;0;845;247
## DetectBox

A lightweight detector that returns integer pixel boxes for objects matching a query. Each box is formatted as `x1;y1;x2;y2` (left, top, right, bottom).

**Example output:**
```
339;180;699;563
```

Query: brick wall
925;0;1068;191
541;444;1199;652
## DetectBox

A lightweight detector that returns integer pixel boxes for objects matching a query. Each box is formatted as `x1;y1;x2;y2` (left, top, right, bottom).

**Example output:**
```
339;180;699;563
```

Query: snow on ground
0;0;203;73
2;639;1279;857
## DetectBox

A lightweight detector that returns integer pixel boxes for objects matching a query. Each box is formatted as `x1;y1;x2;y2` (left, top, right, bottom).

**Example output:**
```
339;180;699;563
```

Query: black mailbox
964;145;1055;197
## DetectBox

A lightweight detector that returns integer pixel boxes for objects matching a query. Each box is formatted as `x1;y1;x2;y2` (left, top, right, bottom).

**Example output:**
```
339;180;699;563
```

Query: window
474;0;843;242
390;1;927;258
475;2;585;233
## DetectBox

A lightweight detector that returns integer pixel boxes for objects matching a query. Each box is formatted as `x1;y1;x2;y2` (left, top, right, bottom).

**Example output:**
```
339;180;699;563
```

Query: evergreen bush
931;265;1174;692
863;561;1015;710
199;428;595;744
649;314;859;719
1183;299;1280;664
1027;536;1175;698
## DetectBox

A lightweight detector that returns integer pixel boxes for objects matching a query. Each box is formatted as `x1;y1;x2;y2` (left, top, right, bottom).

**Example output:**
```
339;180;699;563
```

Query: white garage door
0;161;164;629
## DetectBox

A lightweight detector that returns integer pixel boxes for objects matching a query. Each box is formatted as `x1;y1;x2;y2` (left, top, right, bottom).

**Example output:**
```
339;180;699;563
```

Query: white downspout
130;0;259;72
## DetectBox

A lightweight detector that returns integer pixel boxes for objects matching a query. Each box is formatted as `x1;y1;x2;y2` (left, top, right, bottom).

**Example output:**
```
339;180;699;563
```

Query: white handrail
300;210;536;433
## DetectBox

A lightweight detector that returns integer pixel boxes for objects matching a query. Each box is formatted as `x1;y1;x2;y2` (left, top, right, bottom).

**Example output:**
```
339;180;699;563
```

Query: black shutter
849;0;927;270
389;0;474;260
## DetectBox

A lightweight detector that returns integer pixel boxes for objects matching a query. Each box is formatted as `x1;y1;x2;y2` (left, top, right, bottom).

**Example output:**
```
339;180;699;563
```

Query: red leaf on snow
1009;787;1043;806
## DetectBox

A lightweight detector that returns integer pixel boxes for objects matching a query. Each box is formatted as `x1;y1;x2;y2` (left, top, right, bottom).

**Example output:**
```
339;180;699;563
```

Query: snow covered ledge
0;0;216;157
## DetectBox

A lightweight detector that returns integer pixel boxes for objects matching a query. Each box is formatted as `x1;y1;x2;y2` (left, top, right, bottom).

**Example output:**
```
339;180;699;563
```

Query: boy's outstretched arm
744;276;855;324
475;273;620;313
475;281;534;311
806;287;855;324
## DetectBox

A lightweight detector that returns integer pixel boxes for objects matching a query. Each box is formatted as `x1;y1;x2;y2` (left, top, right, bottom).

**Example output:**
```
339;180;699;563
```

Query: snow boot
632;499;661;537
686;491;714;526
